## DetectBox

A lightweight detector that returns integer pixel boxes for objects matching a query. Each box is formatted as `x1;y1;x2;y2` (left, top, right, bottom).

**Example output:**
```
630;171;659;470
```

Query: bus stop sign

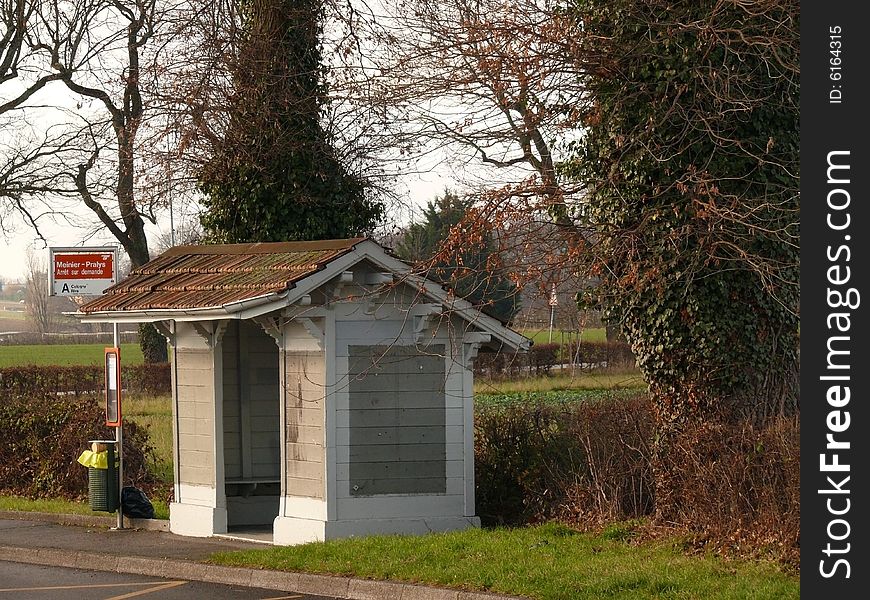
50;247;117;296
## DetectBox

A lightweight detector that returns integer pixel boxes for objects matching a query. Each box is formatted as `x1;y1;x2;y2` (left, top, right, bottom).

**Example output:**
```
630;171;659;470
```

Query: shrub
0;331;139;346
473;341;635;379
0;393;158;500
474;393;654;526
559;341;636;369
123;362;172;396
0;363;171;397
473;393;800;566
664;415;801;565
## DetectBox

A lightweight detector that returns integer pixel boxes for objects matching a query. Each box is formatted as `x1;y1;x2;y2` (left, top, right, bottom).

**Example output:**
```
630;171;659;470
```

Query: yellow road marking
0;581;186;594
261;596;303;599
105;580;187;599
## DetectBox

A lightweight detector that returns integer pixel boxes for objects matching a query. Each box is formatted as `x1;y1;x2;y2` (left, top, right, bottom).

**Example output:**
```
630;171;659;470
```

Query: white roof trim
277;240;529;352
77;290;289;323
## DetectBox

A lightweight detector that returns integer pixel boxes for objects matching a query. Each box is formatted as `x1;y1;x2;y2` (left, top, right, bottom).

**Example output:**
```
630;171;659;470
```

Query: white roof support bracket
326;270;355;303
413;304;443;343
192;320;228;349
252;315;283;347
152;320;176;345
298;317;325;350
462;332;492;368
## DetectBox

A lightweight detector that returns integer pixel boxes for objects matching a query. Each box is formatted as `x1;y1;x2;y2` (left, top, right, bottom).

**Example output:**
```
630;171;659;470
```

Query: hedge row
474;394;800;566
0;331;139;346
0;393;157;499
474;341;635;379
0;342;631;394
0;363;171;397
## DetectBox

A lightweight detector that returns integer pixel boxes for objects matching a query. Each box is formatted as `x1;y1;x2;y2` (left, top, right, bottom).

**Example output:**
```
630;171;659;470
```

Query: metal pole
114;322;124;529
548;306;555;344
168;130;177;247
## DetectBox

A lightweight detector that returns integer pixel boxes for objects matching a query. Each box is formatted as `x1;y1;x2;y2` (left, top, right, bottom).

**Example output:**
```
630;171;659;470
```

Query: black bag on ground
121;486;155;519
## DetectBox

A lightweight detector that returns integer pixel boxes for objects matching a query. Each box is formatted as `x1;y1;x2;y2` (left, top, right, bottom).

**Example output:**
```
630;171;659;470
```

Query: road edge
0;545;524;600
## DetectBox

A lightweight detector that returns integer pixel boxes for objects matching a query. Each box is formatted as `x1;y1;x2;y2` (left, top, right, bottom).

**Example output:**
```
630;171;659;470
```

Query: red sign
50;247;117;296
53;253;114;279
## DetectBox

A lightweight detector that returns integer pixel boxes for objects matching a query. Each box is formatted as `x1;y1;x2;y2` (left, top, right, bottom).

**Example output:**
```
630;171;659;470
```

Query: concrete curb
0;545;524;600
0;510;170;532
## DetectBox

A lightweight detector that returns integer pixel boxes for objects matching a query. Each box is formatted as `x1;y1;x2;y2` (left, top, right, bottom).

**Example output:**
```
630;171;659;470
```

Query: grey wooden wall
346;344;447;496
174;348;216;487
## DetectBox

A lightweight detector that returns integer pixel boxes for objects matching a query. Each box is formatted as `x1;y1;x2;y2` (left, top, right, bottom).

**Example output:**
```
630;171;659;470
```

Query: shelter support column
461;333;489;519
272;315;330;545
168;321;229;537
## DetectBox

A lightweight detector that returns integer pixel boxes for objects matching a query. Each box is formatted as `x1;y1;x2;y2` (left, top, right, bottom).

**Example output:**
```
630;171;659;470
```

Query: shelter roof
77;238;530;352
79;238;364;313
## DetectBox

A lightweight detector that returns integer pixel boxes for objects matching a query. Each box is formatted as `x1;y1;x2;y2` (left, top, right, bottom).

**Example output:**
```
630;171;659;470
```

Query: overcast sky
0;169;453;283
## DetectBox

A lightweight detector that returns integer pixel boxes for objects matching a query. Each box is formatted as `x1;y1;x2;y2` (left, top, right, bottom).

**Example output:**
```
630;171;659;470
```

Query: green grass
520;327;607;345
125;395;174;484
0;494;169;520
475;369;646;395
476;388;643;407
210;523;798;600
0;342;144;367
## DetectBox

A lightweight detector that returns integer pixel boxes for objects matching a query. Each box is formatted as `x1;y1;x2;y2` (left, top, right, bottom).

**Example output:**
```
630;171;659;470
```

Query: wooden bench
225;478;280;496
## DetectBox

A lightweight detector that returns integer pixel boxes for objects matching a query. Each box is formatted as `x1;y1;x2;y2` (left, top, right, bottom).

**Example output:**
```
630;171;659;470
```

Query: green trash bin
78;440;120;513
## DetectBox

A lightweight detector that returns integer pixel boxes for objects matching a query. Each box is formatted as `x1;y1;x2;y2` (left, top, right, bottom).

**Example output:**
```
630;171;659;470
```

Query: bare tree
1;0;162;267
326;1;586;200
24;248;52;332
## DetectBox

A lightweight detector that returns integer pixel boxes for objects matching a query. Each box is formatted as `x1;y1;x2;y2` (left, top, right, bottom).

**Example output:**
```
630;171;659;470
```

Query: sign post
105;348;122;427
104;346;124;529
51;247;124;529
548;283;558;343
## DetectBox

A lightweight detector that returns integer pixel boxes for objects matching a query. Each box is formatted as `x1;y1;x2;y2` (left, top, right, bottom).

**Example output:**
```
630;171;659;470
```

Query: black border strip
801;2;869;595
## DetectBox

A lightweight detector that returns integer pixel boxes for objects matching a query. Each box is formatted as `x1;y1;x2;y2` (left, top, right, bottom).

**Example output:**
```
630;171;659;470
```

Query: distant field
519;327;607;345
0;343;144;367
0;309;26;321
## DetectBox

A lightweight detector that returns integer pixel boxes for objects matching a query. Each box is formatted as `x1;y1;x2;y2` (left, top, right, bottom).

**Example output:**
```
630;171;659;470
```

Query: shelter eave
75;290;290;324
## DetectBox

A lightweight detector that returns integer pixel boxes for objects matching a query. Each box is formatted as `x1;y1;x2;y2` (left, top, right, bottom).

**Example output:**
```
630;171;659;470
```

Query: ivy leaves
198;0;383;243
565;0;800;423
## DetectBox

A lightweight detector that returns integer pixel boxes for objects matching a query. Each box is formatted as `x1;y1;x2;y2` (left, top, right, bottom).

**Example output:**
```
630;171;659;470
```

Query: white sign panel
548;283;559;307
49;247;118;296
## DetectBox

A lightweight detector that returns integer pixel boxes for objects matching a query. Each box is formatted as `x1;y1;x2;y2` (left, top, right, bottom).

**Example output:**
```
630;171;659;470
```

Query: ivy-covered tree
198;0;383;242
397;191;520;323
563;0;799;516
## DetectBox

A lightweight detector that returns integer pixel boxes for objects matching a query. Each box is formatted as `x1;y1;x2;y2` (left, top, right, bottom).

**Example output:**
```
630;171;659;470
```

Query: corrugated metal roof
79;238;365;313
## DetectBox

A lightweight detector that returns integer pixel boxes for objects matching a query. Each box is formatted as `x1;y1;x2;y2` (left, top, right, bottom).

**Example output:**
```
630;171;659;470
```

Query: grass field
125;395;174;485
475;369;646;395
0;342;144;367
519;327;607;345
211;522;798;600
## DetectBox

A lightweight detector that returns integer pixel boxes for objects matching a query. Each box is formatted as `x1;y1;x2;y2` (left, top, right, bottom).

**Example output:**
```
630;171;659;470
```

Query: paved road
0;561;338;600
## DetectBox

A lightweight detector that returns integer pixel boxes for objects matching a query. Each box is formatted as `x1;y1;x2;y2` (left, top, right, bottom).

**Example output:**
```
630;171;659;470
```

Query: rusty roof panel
79;238;364;313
